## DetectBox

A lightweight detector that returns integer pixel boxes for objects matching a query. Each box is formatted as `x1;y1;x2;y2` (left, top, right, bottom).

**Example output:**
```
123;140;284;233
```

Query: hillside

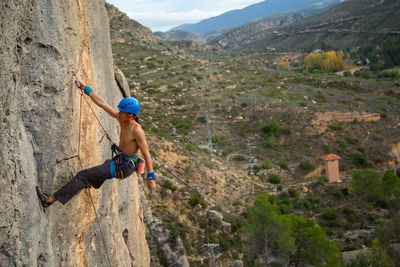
169;0;341;37
108;3;400;267
106;2;159;45
212;0;400;51
209;10;317;50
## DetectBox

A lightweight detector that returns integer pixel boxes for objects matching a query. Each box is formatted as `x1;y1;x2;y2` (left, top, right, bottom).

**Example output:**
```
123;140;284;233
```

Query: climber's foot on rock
36;186;52;208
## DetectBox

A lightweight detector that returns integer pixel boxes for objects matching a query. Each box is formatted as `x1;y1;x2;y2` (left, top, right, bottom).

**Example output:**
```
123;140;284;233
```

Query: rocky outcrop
0;1;149;266
140;187;189;267
114;65;130;97
106;3;158;45
232;260;244;267
206;210;224;224
310;111;381;134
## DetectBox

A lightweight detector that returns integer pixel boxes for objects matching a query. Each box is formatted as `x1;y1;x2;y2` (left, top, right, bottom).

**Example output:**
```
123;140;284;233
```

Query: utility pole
253;98;257;118
206;114;214;161
248;140;253;173
202;243;219;267
248;141;257;173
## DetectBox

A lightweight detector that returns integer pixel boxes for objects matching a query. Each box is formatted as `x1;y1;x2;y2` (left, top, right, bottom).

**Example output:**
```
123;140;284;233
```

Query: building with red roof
322;154;341;183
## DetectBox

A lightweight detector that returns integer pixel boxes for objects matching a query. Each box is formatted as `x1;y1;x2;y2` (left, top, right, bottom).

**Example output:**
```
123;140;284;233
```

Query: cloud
110;0;264;31
127;9;222;32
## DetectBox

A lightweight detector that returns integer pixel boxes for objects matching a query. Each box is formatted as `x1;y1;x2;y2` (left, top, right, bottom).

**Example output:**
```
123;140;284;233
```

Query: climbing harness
111;143;138;180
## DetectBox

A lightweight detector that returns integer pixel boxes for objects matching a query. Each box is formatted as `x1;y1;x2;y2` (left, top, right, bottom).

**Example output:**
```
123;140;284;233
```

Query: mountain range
210;0;400;50
168;0;341;37
208;9;319;50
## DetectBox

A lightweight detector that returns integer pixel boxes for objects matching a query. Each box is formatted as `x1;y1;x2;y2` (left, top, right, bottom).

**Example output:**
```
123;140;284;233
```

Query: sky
106;0;263;32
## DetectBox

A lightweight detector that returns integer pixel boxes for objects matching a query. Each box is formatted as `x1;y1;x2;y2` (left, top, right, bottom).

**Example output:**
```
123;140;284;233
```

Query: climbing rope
57;72;113;267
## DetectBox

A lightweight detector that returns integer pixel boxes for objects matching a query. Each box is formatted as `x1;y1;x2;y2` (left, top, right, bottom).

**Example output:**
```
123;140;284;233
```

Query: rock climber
36;81;156;207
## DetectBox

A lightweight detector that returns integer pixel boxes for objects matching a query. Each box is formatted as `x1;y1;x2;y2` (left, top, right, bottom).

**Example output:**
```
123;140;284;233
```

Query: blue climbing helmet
117;97;140;114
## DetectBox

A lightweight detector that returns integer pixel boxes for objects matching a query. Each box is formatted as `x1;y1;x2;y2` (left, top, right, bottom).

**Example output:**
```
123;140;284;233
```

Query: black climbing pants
54;159;136;205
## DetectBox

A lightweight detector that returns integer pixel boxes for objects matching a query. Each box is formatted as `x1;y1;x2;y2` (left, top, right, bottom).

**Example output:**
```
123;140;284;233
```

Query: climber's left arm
135;128;156;193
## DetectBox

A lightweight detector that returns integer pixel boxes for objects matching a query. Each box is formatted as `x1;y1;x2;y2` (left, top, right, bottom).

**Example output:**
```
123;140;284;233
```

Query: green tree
351;151;369;167
280;214;343;266
382;169;400;199
262;119;281;136
300;160;313;170
374;213;400;264
360;45;380;65
346;253;370;267
269;174;281;184
351;169;384;203
246;194;294;265
369;238;394;267
245;194;343;266
382;35;400;67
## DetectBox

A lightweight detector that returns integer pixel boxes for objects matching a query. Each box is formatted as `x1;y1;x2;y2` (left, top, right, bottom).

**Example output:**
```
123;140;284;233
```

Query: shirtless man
36;82;156;207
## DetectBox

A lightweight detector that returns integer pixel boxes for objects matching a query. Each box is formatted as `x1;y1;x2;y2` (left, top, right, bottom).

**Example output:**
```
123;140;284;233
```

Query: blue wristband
147;171;156;180
84;86;93;96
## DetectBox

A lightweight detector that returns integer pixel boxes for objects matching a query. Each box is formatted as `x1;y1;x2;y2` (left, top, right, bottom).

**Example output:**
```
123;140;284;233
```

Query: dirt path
335;66;368;76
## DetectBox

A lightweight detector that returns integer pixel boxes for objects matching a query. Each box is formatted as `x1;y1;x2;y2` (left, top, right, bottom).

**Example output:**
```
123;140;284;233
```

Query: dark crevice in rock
122;229;128;244
24;37;32;45
36;42;60;57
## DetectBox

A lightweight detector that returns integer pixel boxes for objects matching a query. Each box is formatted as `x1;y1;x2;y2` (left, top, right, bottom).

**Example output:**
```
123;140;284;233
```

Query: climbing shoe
36;186;52;208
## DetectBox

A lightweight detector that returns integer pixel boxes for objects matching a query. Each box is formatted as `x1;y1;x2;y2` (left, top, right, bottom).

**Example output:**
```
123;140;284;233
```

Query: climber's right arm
78;83;118;119
89;91;119;118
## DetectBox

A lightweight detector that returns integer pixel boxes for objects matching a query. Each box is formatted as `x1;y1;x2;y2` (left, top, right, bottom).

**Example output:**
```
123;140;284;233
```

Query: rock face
206;210;224;223
0;1;150;266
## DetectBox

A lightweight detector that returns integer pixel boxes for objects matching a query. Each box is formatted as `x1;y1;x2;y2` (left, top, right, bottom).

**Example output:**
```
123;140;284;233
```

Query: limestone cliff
0;1;150;266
